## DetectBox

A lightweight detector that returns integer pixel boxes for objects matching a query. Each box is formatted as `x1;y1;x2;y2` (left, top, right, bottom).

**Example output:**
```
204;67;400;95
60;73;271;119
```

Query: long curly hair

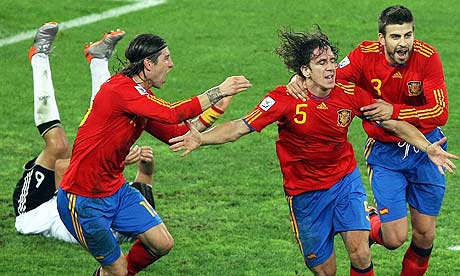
274;26;339;78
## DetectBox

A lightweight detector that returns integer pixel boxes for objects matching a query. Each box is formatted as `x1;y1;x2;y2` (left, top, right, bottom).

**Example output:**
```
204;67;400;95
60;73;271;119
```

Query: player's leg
109;183;172;275
400;129;447;276
399;208;436;276
57;187;129;276
368;165;409;249
286;190;337;275
29;22;69;171
335;167;374;276
84;29;125;105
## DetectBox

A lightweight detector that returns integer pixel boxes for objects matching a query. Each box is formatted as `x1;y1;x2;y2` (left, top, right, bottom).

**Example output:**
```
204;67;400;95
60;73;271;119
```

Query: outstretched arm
196;76;252;110
169;119;251;157
380;120;458;174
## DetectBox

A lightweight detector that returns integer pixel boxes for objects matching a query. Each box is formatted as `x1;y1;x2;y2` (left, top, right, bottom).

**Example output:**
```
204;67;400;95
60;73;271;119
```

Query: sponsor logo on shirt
259;96;275;111
338;56;350;68
337;109;352;127
135;84;148;95
407;81;423;96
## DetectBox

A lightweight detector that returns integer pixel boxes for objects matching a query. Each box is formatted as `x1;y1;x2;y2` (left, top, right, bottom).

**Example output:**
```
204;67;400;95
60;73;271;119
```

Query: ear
378;33;385;45
143;59;153;71
300;65;310;79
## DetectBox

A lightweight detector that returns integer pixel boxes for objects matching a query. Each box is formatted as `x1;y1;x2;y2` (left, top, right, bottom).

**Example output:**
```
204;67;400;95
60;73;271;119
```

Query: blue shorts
365;128;447;222
287;167;370;268
57;182;162;266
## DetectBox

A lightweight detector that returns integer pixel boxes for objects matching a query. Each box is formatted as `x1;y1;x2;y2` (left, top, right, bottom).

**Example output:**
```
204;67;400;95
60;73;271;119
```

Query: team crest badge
407;81;423;96
337;109;351;127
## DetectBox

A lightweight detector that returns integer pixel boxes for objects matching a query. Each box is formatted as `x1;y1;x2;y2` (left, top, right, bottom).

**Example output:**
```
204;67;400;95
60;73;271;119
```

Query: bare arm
188;96;232;132
169;119;251;157
380;120;458;174
196;76;252;110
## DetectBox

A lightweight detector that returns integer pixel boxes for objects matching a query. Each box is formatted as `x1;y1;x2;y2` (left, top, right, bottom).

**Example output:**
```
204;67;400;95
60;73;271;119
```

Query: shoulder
355;40;382;54
334;80;357;95
413;40;439;59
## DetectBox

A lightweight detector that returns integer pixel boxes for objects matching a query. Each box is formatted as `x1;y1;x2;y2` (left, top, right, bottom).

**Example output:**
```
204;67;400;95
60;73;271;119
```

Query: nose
169;58;174;68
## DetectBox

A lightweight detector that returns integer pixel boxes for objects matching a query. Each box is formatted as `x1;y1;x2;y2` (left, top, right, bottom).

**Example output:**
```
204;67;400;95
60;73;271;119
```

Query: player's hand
139;146;154;164
286;74;308;101
125;145;141;165
426;137;459;175
139;146;154;175
169;121;202;157
361;99;393;121
218;76;252;96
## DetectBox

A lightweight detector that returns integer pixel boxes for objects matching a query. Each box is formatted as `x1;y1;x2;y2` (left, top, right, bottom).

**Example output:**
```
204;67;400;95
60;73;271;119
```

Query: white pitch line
448;245;460;251
0;0;166;48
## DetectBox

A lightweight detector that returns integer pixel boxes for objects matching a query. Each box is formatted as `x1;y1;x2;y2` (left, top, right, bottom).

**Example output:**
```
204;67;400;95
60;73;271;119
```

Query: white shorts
15;196;77;243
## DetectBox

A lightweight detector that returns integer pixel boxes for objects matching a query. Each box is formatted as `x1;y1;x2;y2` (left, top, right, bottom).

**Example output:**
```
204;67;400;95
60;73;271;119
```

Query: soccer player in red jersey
169;28;457;276
56;33;252;275
287;6;451;275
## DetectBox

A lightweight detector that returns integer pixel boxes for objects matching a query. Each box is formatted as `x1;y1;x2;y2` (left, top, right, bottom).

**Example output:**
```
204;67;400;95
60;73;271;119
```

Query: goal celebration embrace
3;1;460;275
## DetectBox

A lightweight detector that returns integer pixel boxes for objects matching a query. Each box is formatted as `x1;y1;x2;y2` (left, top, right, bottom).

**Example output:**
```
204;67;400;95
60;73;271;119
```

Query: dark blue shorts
57;182;162;265
287;167;370;267
365;128;447;222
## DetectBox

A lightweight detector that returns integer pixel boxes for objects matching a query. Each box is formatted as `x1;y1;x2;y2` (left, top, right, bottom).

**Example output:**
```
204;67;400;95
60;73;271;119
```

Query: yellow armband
198;106;224;127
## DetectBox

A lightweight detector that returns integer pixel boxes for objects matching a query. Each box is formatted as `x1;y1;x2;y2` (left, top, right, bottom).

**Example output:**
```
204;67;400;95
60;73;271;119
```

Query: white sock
90;58;111;105
31;53;60;128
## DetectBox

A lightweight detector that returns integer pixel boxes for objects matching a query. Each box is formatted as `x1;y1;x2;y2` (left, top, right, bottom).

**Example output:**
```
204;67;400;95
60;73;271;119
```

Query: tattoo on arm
206;86;223;105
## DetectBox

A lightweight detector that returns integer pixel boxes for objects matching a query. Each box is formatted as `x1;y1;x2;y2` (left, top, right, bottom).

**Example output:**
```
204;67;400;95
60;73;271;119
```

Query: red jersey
244;84;377;196
337;40;448;142
61;74;202;197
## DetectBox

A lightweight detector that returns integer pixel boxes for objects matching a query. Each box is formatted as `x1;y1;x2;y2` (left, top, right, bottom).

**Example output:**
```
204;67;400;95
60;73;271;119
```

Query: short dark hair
274;26;338;78
121;34;167;77
378;5;414;35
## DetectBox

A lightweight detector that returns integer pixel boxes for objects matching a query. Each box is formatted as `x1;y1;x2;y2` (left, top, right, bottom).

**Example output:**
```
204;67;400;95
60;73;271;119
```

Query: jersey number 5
294;104;308;124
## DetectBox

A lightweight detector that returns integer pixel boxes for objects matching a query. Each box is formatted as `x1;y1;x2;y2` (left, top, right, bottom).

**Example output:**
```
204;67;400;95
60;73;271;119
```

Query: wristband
199;106;224;127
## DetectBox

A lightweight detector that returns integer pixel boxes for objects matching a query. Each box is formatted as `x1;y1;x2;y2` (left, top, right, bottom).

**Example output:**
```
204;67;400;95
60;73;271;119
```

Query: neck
305;81;332;98
132;74;152;89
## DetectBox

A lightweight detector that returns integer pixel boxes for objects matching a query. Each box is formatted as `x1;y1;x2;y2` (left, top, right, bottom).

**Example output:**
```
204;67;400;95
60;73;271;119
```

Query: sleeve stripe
398;89;446;119
413;41;434;58
147;94;193;108
244;109;263;124
360;42;380;53
335;82;355;95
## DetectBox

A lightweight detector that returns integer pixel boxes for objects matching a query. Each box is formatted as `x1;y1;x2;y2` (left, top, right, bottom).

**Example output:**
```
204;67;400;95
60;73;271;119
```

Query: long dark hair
275;26;338;77
118;34;167;77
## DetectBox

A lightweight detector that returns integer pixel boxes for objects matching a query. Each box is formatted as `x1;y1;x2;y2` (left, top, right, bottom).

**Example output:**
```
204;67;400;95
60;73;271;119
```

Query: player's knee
384;238;405;250
348;246;371;269
382;229;407;249
46;136;70;158
412;229;435;246
155;235;174;256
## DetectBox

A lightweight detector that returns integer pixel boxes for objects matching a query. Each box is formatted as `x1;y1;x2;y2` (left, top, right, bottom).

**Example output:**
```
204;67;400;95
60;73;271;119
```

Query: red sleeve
116;82;203;124
392;51;448;128
243;86;288;132
144;120;189;144
337;45;364;83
